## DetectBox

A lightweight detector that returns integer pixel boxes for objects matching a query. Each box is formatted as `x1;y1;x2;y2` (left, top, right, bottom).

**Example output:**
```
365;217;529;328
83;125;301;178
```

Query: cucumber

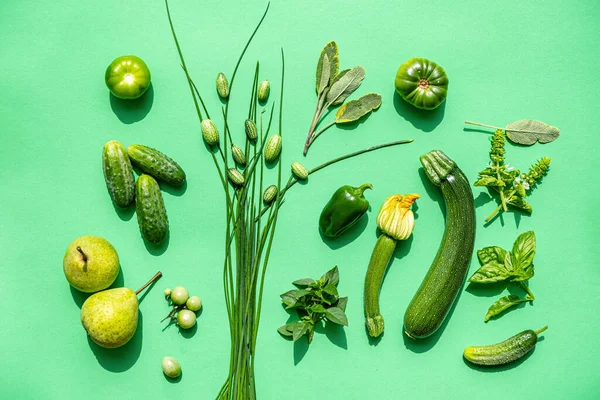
127;144;186;186
464;326;547;366
102;140;135;208
403;150;476;339
135;174;169;243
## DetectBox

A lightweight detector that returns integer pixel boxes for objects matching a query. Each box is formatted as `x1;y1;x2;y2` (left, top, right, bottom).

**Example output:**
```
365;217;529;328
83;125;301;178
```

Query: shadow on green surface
166;371;183;383
315;321;347;350
162;179;188;197
143;231;170;256
112;201;135;221
418;168;445;216
465;281;534;322
88;311;143;372
319;213;369;250
109;84;154;124
462;346;537;372
179;322;198;338
474;192;493;208
70;268;125;308
393;90;446;132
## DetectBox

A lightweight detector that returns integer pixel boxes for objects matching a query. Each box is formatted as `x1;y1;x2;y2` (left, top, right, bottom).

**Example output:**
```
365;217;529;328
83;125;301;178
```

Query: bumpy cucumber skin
404;151;475;339
127;144;186;186
463;329;540;366
102;140;135;208
135;174;168;243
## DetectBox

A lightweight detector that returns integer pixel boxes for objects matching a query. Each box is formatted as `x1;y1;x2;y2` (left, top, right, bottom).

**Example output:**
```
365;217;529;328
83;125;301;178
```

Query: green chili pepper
319;183;372;238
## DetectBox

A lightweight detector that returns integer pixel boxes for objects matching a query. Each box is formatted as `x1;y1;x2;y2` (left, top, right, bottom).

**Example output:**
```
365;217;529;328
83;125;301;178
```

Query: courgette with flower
364;194;419;337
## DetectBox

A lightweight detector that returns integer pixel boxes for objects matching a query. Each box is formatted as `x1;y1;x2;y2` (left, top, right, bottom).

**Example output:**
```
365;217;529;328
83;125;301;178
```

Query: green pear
81;272;162;348
63;236;119;293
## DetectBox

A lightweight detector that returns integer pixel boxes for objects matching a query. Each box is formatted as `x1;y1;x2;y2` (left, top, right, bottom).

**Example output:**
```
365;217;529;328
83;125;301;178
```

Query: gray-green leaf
468;261;511;283
335;93;382;123
315;41;339;93
330;69;349;88
324;307;348;326
326;66;365;106
323;265;339;286
280;290;297;308
337;296;348;312
477;246;508;266
317;54;331;95
277;324;294;337
292;321;309;342
505;119;560;145
484;295;528;322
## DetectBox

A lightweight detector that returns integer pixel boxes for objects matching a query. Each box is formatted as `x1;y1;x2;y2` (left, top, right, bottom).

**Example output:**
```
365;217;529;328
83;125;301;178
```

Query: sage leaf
323;266;339;286
277;324;294;337
511;231;536;272
335;93;382;123
293;278;315;287
484;295;528;322
330;69;350;88
505;119;560;145
292;321;309;342
317;54;331;95
315;41;339;93
326;66;365;106
468;261;511;283
337;296;348;312
324;307;348;326
477;246;508;266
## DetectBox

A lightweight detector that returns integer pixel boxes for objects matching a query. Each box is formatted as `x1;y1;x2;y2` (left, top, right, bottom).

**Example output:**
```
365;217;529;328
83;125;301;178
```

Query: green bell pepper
394;57;448;110
105;55;151;100
319;183;372;238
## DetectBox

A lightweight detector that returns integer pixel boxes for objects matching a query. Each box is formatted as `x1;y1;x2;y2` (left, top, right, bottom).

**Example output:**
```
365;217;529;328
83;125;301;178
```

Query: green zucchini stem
364;234;397;337
534;326;548;336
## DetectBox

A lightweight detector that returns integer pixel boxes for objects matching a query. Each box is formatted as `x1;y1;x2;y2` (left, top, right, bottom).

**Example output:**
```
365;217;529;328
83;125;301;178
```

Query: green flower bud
216;72;229;99
227;168;245;187
201;119;219;146
231;144;246;167
263;185;278;204
245;119;257;141
291;161;308;180
264;134;282;163
257;80;270;102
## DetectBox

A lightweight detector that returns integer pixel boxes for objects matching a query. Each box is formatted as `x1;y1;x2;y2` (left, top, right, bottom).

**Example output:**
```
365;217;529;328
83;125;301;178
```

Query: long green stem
465;120;554;135
520;281;535;300
485;188;517;222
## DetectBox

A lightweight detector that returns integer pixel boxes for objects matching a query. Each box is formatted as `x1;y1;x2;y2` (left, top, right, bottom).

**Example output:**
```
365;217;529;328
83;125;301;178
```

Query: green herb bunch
278;266;348;343
475;129;551;222
468;231;537;322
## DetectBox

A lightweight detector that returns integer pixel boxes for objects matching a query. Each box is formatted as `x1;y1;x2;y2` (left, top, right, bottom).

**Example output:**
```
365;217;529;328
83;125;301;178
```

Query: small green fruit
177;309;197;329
186;296;202;312
162;356;182;379
263;185;278;204
216;72;229;99
63;236;120;293
227;168;245;187
201;119;219;146
291;162;308;180
264;134;282;163
244;119;257;141
171;286;189;305
231;144;247;167
164;288;171;297
257;80;270;102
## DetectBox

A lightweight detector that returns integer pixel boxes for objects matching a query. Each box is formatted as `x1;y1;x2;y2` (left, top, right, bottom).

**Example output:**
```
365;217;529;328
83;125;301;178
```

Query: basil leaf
504;252;514;274
292;321;309;342
474;176;503;187
336;296;348;312
294;289;311;299
315;41;338;93
477;246;508;265
511;263;535;282
292;278;315;287
468;261;511;283
326;66;365;106
280;290;297;308
324;307;348;326
506;119;560;145
334;93;382;123
277;324;294;337
309;304;327;314
506;196;532;213
484;295;528;322
324;265;339;286
323;283;338;297
511;231;536;272
317;53;331;95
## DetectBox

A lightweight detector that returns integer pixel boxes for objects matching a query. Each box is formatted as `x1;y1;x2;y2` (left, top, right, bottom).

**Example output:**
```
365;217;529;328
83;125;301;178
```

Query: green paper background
1;0;599;398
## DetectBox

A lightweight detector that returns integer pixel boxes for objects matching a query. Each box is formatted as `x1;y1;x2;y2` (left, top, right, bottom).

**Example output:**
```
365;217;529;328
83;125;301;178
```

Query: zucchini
403;150;475;339
135;174;169;243
102;140;135;208
127;144;186;186
464;326;547;366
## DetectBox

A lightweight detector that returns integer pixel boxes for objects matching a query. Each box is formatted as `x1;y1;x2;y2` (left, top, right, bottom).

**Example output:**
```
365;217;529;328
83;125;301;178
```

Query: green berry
164;288;171;297
263;185;278;204
257;80;270;102
291;161;308;180
177;309;197;329
201;119;219;146
216;72;229;99
264;134;282;163
162;356;182;378
171;286;189;305
186;296;202;312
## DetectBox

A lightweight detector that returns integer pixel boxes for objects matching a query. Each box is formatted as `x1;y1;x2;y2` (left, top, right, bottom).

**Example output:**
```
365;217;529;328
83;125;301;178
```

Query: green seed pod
263;185;278;204
231;144;247;167
245;119;258;141
227;168;245;187
201;119;219;146
257;80;270;102
291;161;308;180
264;134;282;163
216;72;229;99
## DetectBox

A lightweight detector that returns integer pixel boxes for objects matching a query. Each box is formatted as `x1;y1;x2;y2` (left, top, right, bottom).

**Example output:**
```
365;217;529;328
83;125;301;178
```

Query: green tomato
161;356;181;378
186;296;202;312
170;286;189;305
394;58;448;110
105;55;151;99
177;309;197;329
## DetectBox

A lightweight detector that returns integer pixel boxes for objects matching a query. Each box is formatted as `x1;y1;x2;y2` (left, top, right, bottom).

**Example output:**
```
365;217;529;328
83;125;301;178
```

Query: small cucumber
127;144;186;186
464;326;547;366
135;174;168;243
102;140;135;208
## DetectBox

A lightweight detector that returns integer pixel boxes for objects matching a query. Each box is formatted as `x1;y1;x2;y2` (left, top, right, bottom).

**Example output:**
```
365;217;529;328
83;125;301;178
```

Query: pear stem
76;246;88;262
135;271;163;295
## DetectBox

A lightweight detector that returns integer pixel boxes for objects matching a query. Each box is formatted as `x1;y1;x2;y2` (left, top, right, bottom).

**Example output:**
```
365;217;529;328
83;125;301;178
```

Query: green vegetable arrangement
468;231;538;322
278;266;348;343
164;1;412;397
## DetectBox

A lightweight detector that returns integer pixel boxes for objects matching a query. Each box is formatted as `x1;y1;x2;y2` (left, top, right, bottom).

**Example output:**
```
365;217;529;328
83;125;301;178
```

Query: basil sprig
278;266;348;344
468;231;537;322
